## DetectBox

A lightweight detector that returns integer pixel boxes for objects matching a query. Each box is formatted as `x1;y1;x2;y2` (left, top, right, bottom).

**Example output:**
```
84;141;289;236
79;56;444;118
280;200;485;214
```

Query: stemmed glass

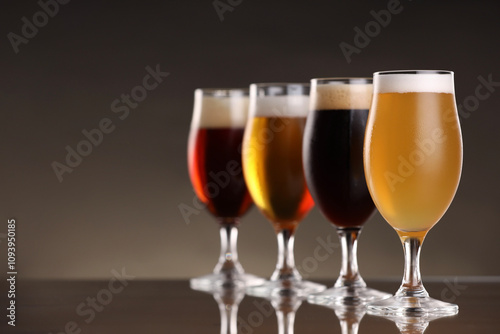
303;78;391;306
242;83;326;297
188;88;263;290
363;70;463;315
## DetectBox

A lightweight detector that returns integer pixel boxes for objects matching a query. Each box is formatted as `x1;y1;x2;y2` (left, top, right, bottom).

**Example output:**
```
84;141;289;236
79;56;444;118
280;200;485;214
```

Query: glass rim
311;77;372;85
250;82;309;97
374;70;453;76
250;82;309;88
195;88;248;97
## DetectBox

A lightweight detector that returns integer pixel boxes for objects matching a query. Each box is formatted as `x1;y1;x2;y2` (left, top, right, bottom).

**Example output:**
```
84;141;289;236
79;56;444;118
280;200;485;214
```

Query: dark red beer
188;127;252;220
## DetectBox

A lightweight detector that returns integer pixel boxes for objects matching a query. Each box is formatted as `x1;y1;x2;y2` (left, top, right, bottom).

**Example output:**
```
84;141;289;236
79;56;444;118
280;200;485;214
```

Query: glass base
246;279;326;298
190;272;265;292
307;285;391;306
367;295;459;316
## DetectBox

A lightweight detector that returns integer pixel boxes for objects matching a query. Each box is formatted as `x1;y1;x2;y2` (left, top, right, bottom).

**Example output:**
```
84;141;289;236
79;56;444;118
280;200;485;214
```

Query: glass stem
276;309;296;334
395;235;429;298
334;227;366;288
213;220;244;278
271;229;300;281
339;320;360;334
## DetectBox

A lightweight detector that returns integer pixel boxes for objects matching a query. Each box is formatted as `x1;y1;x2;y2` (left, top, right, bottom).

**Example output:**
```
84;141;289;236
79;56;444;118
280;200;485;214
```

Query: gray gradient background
1;0;499;280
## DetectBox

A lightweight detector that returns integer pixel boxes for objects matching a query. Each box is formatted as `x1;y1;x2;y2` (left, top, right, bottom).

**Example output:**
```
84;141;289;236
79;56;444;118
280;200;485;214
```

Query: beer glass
242;83;325;297
364;71;462;315
188;88;263;290
303;78;390;306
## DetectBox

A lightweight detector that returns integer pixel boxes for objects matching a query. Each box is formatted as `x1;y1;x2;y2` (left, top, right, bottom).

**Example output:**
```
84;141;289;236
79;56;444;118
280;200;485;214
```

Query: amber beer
364;73;463;234
303;81;374;228
243;95;313;232
188;90;252;220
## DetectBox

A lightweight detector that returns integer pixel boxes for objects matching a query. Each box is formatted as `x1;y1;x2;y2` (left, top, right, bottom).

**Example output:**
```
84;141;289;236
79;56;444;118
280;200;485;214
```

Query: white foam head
249;84;309;118
374;71;455;94
311;82;372;110
191;89;249;128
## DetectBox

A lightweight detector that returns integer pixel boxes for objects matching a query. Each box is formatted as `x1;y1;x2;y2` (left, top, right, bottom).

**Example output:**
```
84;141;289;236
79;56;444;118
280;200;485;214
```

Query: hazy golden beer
243;91;313;233
364;73;463;235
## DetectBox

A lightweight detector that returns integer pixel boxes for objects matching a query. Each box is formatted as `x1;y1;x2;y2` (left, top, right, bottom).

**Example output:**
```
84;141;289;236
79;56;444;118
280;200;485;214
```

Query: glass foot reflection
191;279;247;334
308;285;391;306
373;312;458;334
190;272;265;292
367;295;458;316
270;290;304;334
332;305;366;334
246;279;326;298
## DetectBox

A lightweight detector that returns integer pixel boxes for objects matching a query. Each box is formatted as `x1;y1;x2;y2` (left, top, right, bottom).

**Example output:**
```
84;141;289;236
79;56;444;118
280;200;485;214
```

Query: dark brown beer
304;108;375;228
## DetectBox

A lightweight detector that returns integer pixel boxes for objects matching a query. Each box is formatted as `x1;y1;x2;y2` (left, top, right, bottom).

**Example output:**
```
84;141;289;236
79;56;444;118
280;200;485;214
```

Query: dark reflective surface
5;278;499;333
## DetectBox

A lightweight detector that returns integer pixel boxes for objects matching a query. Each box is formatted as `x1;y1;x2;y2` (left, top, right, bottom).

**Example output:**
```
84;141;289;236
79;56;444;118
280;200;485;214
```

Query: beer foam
374;73;454;94
311;84;372;110
250;95;310;118
192;93;249;128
